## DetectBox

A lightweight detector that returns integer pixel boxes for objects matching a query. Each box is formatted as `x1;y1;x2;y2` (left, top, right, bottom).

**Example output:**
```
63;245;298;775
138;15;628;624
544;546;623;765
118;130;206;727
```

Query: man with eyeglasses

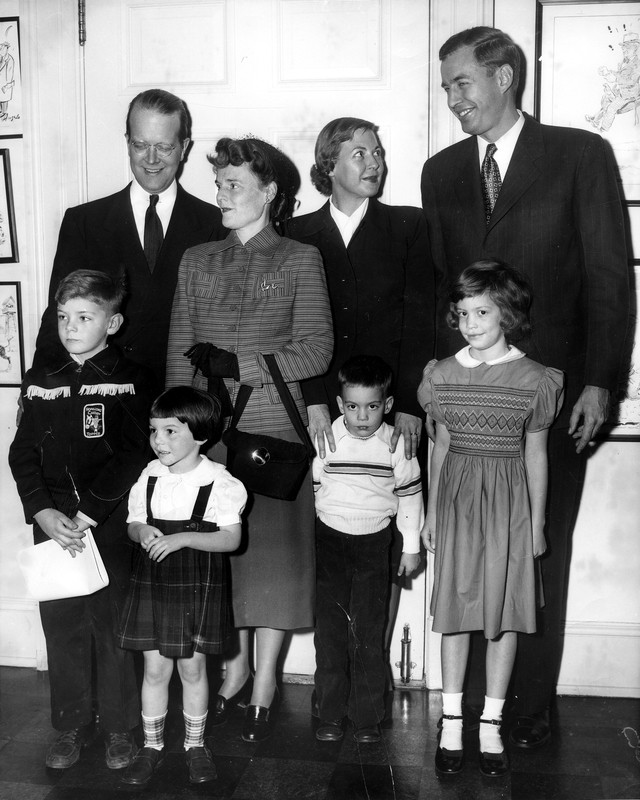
33;88;224;387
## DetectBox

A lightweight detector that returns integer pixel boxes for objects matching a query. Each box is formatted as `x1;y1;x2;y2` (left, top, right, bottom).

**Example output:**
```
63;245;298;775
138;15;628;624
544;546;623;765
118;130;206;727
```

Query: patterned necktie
481;143;502;225
144;193;163;272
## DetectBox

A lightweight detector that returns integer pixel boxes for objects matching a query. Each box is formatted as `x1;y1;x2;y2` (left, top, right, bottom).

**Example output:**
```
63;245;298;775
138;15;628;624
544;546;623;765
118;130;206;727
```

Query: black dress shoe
211;674;253;727
105;731;137;769
242;705;273;742
45;726;92;769
185;745;216;784
509;712;551;749
353;724;381;743
121;747;165;786
316;720;344;741
479;749;510;778
435;746;464;774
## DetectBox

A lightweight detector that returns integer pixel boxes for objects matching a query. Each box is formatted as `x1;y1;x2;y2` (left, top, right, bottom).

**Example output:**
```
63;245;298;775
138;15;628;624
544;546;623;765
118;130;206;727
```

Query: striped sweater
312;417;424;553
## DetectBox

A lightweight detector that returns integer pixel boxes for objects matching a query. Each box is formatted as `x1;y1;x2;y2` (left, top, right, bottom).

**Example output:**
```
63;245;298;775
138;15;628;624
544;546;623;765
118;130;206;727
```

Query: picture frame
537;0;640;437
0;281;24;386
0;16;21;138
0;148;17;262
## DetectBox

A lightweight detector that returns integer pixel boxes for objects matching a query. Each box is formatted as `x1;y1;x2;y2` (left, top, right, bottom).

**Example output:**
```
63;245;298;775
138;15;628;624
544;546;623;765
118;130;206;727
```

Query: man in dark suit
34;88;224;386
421;27;628;750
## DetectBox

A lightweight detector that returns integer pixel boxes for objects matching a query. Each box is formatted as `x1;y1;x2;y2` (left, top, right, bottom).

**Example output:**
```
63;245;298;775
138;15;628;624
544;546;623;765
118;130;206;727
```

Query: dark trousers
465;429;587;715
38;535;140;734
314;519;391;728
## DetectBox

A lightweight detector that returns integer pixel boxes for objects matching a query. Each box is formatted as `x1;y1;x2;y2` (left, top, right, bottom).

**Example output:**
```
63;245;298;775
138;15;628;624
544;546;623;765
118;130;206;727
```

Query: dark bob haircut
55;269;127;315
337;355;394;398
311;117;380;196
208;137;299;228
446;259;532;343
125;88;191;143
439;26;521;92
150;386;222;444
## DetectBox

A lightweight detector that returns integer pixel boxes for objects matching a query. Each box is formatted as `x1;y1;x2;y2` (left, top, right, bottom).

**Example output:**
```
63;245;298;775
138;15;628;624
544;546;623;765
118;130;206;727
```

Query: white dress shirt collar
476;110;525;180
130;178;178;245
329;197;368;247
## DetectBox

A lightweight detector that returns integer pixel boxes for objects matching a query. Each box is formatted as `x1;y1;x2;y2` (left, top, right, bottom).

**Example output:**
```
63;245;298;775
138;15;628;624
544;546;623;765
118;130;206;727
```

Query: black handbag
222;354;315;501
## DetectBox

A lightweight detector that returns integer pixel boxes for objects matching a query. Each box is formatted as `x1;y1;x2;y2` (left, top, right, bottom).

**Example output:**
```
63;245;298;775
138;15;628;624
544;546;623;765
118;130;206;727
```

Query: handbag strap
228;354;315;458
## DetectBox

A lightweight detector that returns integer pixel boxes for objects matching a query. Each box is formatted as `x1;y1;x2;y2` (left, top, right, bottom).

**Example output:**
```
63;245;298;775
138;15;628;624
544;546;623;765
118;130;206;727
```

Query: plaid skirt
118;478;232;657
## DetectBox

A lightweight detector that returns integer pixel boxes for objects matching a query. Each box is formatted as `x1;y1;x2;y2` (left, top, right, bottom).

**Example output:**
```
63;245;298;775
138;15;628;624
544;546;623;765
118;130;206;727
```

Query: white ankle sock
440;692;463;751
480;696;505;754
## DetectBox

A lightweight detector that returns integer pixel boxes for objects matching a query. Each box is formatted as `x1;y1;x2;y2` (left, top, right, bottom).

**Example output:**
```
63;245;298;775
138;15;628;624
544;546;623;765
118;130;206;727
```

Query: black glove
184;343;240;381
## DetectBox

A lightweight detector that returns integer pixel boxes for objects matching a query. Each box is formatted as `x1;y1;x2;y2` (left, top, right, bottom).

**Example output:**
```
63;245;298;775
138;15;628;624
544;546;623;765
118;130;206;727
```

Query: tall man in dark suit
34;88;225;386
421;27;629;749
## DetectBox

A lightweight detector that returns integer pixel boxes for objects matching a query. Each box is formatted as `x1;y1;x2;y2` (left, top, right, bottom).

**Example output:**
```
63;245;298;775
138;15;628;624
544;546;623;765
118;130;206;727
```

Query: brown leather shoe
185;745;216;784
121;746;165;786
105;731;137;769
45;727;92;769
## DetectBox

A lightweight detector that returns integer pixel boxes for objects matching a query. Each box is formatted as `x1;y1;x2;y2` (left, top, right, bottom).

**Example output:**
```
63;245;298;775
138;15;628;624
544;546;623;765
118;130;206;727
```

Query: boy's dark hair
55;269;127;315
208;137;300;227
126;88;190;143
311;117;380;196
439;26;521;92
337;355;394;397
150;386;221;443
446;259;532;343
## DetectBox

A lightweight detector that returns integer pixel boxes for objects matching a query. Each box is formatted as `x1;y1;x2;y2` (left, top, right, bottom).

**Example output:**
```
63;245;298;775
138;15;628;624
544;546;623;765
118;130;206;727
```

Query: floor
0;666;639;800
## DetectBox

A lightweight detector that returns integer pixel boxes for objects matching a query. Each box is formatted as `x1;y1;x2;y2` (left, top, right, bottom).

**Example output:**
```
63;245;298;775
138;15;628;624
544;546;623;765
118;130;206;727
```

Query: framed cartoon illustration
538;0;640;435
0;17;21;138
0;281;24;386
0;148;17;262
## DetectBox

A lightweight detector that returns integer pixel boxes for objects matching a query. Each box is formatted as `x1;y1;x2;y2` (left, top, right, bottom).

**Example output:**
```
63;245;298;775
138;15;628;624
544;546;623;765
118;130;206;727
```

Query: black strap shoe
479;749;510;777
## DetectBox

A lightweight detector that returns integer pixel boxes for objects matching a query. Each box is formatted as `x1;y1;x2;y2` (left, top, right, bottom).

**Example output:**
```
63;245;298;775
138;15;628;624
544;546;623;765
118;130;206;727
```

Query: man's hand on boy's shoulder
397;551;421;577
33;508;86;557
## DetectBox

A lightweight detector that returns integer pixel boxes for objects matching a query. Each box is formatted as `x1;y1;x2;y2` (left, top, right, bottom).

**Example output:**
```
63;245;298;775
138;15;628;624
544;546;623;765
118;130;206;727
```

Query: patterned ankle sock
183;711;207;750
440;692;463;751
480;696;505;754
142;711;167;751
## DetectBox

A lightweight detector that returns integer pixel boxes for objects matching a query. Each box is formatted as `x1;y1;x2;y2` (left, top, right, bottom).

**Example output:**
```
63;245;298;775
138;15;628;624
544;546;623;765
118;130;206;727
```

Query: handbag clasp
251;447;271;466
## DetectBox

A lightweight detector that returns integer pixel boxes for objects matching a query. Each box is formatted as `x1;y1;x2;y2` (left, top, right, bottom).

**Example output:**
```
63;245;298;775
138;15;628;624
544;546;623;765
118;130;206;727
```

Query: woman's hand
307;404;335;459
532;525;547;558
390;412;422;458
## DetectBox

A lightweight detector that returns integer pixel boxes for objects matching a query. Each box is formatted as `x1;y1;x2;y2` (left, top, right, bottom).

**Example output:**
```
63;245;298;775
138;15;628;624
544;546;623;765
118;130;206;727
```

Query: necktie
144;193;163;272
481;143;502;225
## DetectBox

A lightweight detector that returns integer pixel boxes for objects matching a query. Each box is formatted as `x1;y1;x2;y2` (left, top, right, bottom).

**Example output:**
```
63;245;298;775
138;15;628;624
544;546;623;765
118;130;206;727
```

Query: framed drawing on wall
0;281;24;386
538;0;640;436
0;17;21;138
0;148;17;262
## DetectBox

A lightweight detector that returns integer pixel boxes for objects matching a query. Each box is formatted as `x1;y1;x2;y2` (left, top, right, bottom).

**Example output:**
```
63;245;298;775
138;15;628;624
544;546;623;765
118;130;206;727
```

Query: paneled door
83;0;431;682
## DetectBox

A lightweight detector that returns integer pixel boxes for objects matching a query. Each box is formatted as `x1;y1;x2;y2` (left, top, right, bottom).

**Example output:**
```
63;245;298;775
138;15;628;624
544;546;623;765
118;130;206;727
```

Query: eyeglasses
129;140;177;157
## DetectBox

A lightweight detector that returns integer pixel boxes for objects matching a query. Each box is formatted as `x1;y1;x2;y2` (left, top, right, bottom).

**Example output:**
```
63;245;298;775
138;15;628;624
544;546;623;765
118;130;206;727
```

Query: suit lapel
488;116;545;233
102;185;147;270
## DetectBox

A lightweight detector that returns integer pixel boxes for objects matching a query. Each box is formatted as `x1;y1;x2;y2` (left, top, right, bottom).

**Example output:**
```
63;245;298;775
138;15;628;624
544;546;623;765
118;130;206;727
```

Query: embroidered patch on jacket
84;404;105;438
254;271;292;298
79;383;135;396
25;385;71;400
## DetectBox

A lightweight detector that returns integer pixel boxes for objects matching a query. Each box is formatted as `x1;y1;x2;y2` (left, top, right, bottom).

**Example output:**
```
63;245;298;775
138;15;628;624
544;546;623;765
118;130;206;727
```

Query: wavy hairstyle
310;117;379;196
446;260;532;343
208;137;300;228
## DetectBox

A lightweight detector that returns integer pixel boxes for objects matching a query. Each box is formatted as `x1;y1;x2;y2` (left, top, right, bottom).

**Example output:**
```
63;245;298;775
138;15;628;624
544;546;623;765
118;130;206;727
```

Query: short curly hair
310;117;379;196
446;260;532;343
208;137;299;228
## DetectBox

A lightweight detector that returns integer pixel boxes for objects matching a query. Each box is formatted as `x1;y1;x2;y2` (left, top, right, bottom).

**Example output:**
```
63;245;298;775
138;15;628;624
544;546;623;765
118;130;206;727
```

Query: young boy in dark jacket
9;269;156;771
